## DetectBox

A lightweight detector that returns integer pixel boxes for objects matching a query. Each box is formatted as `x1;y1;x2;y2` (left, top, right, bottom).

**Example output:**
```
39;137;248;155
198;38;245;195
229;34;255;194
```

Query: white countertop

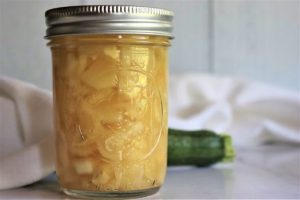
1;145;299;199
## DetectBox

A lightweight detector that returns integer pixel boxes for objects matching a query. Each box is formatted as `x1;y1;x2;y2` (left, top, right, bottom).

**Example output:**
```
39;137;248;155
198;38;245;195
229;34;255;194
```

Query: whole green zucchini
168;128;235;166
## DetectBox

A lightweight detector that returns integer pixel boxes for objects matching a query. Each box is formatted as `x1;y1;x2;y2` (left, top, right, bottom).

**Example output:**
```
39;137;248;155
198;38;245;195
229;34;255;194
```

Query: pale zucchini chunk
91;162;115;187
74;159;94;175
80;50;118;90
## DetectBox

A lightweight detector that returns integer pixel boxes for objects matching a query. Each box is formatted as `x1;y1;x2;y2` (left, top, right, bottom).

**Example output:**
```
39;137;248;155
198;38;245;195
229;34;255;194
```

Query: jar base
62;186;160;199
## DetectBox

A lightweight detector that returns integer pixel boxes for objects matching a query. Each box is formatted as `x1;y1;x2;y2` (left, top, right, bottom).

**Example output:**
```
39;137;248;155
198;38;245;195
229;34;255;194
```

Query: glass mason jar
45;5;173;199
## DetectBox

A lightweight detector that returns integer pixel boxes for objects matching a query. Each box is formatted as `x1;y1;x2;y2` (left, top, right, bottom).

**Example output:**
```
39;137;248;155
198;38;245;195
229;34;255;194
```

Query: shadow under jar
45;5;173;199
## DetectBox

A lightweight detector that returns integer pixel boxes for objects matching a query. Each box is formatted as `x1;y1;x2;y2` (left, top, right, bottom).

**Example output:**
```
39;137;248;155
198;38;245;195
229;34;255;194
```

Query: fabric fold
0;76;54;190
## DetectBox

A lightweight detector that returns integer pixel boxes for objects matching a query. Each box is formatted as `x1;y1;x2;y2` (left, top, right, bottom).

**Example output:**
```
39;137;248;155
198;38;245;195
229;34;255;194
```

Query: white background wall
0;0;299;91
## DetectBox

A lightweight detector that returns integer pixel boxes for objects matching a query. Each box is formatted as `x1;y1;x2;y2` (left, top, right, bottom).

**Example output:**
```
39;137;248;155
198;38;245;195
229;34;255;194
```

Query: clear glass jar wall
48;34;169;197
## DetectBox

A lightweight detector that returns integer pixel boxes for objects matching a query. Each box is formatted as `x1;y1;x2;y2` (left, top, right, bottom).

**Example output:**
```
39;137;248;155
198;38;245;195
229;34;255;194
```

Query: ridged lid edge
45;5;173;38
46;5;173;19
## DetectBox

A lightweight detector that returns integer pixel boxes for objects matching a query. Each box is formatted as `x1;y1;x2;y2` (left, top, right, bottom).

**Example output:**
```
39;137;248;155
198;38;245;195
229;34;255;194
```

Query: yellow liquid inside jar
48;35;169;197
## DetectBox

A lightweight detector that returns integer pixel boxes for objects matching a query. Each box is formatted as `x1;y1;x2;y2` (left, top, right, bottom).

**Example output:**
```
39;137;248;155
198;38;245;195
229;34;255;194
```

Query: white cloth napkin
169;74;300;146
0;77;54;190
0;74;299;190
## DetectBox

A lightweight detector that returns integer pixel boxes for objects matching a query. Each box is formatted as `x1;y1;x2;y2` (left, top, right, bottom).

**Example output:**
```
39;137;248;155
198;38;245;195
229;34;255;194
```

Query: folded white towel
169;74;300;146
0;77;54;190
0;74;299;190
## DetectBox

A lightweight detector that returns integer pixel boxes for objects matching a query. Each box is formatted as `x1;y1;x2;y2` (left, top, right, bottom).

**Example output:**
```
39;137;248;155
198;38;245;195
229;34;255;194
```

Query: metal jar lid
45;5;173;38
